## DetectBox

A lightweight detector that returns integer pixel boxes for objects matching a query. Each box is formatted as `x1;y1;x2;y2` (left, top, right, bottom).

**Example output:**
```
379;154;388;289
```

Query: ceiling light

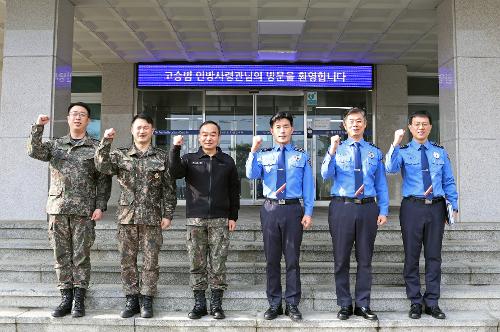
258;20;305;35
258;50;297;61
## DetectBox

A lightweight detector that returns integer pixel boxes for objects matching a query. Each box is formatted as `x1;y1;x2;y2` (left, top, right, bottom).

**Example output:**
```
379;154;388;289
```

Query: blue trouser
400;198;446;307
260;200;304;307
328;199;379;307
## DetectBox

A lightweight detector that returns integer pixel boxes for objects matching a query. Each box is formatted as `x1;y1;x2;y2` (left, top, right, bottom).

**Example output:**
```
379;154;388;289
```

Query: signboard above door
137;63;373;89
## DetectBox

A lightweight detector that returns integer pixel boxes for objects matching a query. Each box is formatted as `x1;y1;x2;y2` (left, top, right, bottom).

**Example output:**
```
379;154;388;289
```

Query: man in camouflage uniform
27;102;112;318
95;113;176;319
169;120;240;320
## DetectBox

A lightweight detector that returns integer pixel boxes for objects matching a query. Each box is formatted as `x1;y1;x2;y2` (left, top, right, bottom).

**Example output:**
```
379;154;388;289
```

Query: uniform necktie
276;147;286;199
420;145;433;198
354;142;364;197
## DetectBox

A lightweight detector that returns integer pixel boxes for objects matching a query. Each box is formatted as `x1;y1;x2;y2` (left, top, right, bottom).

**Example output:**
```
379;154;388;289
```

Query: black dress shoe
285;304;302;321
424;305;446;319
409;303;422;319
337;305;353;320
264;305;283;320
354;306;378;320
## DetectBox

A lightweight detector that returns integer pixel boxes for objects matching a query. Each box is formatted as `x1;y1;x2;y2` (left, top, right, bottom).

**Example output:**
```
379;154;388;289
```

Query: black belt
265;198;301;205
404;196;445;205
331;196;375;205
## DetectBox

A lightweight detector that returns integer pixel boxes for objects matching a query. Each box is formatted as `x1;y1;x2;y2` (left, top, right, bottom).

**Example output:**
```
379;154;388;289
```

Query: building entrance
138;89;372;204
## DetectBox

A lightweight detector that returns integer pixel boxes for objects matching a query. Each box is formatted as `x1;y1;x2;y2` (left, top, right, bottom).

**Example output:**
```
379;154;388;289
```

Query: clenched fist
36;114;50;126
329;135;341;155
251;136;263;153
173;135;184;146
393;129;405;146
103;128;116;139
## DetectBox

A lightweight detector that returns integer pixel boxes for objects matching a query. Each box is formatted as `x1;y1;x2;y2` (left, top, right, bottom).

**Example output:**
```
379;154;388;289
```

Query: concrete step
0;308;498;332
0;238;499;263
1;283;500;313
2;219;500;243
1;260;499;287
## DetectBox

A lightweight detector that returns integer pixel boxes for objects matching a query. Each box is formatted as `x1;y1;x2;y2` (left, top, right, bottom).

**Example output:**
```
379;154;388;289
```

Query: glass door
255;92;305;200
205;92;254;201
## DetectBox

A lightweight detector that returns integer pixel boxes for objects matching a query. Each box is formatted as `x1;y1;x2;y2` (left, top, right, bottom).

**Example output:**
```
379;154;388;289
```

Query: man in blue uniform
246;112;314;321
321;107;389;321
386;110;458;320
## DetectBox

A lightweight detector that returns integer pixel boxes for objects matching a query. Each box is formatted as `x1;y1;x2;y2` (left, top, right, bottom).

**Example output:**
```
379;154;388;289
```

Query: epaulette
400;144;410;149
293;146;306;153
118;146;130;151
431;142;444;149
260;147;273;152
368;142;381;150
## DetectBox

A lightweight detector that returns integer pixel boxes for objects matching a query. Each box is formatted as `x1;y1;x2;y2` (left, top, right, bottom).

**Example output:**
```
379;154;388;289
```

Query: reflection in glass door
205;93;253;201
255;93;305;200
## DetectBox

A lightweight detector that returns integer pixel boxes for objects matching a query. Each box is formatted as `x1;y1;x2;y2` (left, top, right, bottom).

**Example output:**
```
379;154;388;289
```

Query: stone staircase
0;206;499;331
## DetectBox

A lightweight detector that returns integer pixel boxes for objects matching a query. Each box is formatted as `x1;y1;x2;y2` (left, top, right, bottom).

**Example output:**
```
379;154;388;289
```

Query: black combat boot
140;295;154;318
120;295;140;318
51;288;73;317
71;287;86;317
210;289;225;319
188;290;208;319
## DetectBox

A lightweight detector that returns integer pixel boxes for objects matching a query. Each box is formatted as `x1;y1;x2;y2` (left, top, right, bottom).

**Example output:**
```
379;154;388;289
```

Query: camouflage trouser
48;214;96;290
186;218;230;291
117;224;163;296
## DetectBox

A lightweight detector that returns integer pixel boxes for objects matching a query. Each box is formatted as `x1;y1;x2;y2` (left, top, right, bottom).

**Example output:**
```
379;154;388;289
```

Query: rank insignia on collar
368;152;375;158
433;152;440;159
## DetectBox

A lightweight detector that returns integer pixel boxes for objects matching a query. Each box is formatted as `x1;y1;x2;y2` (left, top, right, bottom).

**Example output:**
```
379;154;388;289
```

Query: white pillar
0;0;74;220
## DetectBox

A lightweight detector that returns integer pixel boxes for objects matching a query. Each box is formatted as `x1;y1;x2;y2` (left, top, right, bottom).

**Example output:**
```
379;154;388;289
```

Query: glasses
68;112;88;118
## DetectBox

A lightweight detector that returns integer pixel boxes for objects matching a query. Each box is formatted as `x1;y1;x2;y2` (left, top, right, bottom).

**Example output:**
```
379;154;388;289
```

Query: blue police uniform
386;139;458;307
321;137;389;308
246;143;314;307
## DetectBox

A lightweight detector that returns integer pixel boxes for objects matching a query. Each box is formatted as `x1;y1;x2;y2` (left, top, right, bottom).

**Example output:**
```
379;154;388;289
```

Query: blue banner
137;64;373;89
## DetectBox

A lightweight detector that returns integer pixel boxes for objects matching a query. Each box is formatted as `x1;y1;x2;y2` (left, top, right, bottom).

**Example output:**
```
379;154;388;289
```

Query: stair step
0;308;496;332
1;283;500;312
1;260;499;286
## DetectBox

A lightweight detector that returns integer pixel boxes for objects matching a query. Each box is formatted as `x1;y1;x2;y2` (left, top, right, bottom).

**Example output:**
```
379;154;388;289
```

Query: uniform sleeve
320;147;336;180
375;150;390;216
169;145;187;179
162;157;177;220
302;152;315;217
385;144;403;173
95;172;112;211
245;152;263;179
228;158;241;221
27;124;52;162
94;138;118;175
441;149;459;210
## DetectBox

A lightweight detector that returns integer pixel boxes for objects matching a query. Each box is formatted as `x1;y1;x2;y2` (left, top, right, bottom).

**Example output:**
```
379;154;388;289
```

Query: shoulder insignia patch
431;142;444;149
368;142;381;150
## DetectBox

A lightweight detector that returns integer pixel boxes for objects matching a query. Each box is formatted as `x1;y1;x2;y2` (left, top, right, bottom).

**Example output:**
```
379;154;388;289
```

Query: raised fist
329;135;340;155
393;129;405;146
173;135;184;146
36;114;50;126
103;128;116;139
251;136;263;153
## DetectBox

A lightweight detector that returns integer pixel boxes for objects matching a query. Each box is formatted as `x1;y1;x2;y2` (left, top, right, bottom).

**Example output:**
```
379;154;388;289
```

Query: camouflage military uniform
27;124;112;290
95;138;177;296
187;217;230;290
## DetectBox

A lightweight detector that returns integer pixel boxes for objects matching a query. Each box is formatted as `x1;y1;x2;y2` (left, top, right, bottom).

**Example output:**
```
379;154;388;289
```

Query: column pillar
374;65;409;207
438;0;500;222
0;0;74;220
101;63;135;206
